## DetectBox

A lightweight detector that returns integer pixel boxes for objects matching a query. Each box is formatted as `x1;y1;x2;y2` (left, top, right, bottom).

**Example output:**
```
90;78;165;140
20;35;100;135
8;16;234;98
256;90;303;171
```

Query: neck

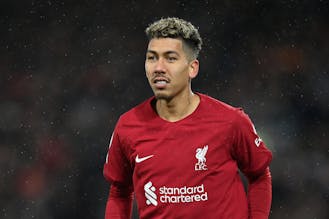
155;91;200;122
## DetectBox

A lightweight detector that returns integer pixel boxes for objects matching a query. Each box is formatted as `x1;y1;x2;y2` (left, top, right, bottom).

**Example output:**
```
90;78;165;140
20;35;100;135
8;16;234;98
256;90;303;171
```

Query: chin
154;93;168;100
154;91;171;100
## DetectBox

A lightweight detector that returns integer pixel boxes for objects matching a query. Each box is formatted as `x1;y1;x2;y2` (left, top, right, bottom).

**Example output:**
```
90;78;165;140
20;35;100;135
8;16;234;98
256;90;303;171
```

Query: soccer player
103;17;272;219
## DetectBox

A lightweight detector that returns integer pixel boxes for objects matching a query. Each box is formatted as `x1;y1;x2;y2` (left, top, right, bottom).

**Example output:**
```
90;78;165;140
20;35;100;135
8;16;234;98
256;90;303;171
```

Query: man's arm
105;183;134;219
247;167;272;219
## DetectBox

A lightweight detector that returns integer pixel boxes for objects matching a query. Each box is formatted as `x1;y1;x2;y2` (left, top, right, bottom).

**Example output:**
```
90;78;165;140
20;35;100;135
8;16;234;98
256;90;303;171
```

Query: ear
188;59;199;79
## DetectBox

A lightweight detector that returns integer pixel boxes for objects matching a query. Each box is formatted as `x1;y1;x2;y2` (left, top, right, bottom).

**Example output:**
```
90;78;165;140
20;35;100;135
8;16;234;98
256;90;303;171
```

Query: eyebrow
146;50;180;56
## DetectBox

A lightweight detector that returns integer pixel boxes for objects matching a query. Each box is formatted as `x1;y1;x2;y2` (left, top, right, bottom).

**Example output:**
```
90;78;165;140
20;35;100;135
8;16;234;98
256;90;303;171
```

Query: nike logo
135;154;154;163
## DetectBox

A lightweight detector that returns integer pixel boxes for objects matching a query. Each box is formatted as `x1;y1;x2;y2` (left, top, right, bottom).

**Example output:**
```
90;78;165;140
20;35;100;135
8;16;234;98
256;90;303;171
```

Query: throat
155;93;200;122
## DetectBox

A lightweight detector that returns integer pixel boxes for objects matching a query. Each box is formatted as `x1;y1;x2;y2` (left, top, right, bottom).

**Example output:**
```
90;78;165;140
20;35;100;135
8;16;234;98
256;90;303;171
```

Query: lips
153;77;170;88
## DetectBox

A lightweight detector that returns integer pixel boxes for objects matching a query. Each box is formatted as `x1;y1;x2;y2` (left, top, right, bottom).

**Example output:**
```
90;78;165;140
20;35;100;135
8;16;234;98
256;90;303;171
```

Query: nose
154;58;166;73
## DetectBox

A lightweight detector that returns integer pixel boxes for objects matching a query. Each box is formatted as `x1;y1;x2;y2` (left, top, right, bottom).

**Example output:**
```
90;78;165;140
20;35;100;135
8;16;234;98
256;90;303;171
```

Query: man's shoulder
199;93;240;114
199;93;249;126
118;96;154;124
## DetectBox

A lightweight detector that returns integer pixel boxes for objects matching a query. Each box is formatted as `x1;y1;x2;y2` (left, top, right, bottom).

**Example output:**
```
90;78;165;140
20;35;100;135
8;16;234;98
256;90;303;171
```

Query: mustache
150;76;170;83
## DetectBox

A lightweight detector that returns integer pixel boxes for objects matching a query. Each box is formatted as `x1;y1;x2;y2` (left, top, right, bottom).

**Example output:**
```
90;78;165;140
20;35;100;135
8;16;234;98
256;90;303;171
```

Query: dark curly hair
145;17;203;60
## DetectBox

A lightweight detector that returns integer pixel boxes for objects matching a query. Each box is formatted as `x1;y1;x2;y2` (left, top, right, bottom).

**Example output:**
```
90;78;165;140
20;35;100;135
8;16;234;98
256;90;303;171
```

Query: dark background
1;0;328;218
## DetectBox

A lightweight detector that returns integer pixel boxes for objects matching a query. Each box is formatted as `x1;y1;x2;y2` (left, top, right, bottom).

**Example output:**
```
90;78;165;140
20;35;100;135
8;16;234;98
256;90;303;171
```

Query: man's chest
125;123;234;182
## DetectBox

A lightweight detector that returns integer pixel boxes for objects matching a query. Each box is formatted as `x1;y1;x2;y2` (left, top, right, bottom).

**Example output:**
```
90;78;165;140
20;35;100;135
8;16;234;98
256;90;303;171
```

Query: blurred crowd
0;0;328;218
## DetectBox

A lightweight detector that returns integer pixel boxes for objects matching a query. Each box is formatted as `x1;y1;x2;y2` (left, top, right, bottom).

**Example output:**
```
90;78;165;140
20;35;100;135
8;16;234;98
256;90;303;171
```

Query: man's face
145;38;198;101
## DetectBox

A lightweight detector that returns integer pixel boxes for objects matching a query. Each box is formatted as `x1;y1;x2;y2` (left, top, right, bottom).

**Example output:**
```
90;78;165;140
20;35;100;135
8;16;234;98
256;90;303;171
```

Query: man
103;17;272;219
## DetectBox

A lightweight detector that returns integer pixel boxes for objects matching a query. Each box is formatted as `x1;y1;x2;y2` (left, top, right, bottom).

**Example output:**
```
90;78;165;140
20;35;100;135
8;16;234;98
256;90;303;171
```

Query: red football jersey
104;93;272;218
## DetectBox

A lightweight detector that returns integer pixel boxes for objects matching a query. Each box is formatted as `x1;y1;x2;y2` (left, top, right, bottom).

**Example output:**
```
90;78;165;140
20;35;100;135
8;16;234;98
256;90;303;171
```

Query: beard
152;88;174;102
154;92;171;101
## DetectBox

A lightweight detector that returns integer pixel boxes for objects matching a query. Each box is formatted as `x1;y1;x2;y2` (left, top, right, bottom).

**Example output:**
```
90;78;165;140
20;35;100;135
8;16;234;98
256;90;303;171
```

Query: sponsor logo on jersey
144;181;158;206
136;154;154;163
144;181;208;206
195;145;208;171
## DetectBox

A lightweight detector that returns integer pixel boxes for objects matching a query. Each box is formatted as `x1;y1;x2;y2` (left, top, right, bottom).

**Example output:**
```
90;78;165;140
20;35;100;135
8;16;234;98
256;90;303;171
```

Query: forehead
147;38;184;53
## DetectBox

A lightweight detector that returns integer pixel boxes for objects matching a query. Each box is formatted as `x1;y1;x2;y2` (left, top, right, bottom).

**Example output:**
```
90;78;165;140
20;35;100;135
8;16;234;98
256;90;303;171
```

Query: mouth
153;77;169;88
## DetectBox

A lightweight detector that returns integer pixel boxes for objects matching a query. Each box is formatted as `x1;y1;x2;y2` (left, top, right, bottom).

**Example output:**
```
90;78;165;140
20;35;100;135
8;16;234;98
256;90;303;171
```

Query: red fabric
105;183;134;219
103;93;272;218
247;167;272;219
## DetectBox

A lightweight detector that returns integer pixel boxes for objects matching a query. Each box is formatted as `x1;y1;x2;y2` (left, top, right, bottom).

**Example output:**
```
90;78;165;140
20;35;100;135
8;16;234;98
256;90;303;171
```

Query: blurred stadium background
0;0;328;218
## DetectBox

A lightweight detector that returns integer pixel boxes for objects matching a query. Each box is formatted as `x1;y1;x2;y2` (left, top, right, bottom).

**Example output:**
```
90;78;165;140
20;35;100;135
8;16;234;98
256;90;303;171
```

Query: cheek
176;66;191;80
144;62;148;72
145;61;154;71
145;70;151;79
145;63;150;77
145;70;153;84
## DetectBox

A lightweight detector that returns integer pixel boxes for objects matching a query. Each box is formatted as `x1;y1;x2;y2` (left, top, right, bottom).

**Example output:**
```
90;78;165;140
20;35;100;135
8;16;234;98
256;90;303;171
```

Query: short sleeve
231;109;272;178
103;119;133;185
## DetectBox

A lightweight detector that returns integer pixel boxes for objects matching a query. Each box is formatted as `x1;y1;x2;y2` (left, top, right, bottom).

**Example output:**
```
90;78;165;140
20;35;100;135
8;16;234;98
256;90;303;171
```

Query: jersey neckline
147;92;204;124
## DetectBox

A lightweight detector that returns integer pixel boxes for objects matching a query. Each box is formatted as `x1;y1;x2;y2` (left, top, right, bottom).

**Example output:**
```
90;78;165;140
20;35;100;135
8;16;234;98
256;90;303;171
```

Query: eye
146;55;156;61
167;56;178;62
